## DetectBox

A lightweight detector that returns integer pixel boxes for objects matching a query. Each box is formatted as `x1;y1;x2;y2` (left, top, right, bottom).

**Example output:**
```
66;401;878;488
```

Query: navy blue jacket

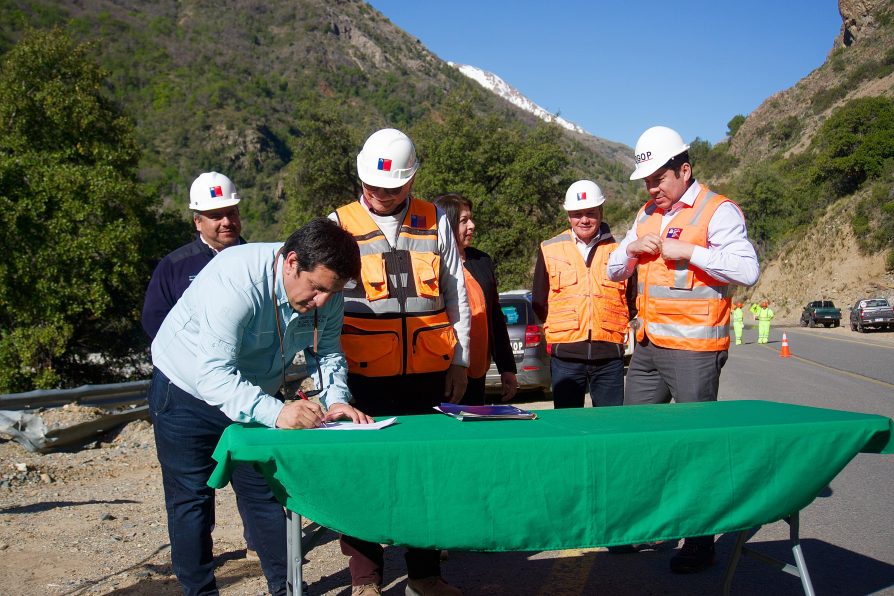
141;237;244;339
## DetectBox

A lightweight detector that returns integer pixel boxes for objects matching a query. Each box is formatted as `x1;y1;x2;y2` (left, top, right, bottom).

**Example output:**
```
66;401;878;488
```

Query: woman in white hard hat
434;192;519;404
607;126;760;574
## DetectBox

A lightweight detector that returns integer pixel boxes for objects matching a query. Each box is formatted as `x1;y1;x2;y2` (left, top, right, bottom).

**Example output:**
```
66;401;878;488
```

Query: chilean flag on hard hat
577;192;587;201
377;158;392;172
209;186;223;198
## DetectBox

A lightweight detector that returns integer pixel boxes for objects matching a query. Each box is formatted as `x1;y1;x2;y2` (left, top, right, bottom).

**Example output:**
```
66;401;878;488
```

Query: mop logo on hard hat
377;158;392;172
635;151;652;164
209;185;223;198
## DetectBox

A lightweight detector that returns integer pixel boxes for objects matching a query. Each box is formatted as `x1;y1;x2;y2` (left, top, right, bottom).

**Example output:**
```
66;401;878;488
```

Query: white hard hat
563;180;605;211
629;126;690;180
356;128;419;189
189;172;240;211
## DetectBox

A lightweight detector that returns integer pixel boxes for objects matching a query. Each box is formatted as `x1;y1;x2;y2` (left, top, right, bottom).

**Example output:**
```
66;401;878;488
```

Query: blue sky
366;1;842;147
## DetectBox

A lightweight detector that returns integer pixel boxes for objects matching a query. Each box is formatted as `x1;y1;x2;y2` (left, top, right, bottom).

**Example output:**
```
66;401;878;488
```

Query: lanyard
272;248;322;398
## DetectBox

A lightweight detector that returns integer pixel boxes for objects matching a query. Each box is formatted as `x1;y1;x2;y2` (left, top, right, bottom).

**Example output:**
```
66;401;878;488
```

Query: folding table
209;400;893;595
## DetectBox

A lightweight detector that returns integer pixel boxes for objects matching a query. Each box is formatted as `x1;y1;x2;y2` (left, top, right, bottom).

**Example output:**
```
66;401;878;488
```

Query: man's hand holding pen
275;395;374;428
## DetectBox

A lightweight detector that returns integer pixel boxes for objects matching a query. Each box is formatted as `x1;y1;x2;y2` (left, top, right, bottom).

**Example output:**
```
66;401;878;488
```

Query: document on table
312;417;397;430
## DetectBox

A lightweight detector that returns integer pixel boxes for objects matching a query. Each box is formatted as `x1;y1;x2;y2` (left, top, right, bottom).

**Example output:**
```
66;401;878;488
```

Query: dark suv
485;290;633;396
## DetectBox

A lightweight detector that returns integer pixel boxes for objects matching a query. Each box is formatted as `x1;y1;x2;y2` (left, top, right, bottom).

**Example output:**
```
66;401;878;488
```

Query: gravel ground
0;395;554;596
0;406;279;595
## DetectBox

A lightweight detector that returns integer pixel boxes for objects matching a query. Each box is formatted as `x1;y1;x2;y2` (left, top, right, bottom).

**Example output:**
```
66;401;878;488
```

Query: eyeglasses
362;182;405;196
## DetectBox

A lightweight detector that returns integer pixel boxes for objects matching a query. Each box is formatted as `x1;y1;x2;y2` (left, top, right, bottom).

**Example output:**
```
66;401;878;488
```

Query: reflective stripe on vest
540;232;629;345
635;187;735;351
336;198;456;376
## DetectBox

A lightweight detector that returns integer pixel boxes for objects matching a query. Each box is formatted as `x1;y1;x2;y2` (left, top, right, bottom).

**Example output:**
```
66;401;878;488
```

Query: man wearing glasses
329;128;470;596
148;218;372;596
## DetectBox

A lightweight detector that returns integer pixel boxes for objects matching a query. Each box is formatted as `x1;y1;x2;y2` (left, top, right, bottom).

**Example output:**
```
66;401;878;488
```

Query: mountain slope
726;0;894;319
0;0;638;235
728;0;894;166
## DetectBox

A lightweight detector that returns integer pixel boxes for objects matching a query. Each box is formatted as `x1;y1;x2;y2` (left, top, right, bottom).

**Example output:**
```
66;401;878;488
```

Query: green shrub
810;96;894;196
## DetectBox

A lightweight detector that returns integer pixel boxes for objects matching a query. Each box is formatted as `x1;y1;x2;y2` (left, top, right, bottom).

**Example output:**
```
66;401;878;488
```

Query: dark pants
340;372;446;586
551;356;625;408
148;369;287;596
622;337;726;548
460;375;487;405
623;336;727;405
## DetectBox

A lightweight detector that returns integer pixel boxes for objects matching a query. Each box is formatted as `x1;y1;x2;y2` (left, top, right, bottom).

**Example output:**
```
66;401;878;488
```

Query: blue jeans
550;356;625;408
148;369;287;596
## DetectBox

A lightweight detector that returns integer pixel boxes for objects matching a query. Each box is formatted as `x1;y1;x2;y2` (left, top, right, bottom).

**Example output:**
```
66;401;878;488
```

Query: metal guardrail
0;380;151;410
0;363;308;452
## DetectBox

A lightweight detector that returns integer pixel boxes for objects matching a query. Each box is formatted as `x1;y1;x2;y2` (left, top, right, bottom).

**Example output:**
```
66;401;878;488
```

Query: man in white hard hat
149;218;372;596
532;180;636;410
142;171;245;339
329;128;470;596
140;171;260;562
607;126;760;573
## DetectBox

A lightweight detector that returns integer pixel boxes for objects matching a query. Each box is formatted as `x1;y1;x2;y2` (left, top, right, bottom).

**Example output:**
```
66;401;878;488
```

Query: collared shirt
198;234;221;255
151;242;351;428
606;181;760;286
329;196;471;367
571;227;610;260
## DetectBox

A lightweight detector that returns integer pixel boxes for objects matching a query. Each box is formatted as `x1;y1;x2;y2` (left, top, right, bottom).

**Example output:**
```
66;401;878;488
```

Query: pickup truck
849;298;894;332
799;300;841;328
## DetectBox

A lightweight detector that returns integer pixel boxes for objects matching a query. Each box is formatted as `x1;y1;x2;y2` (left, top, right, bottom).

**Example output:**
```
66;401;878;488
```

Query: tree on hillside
0;29;168;391
410;97;570;289
811;96;894;197
278;99;363;232
727;114;746;139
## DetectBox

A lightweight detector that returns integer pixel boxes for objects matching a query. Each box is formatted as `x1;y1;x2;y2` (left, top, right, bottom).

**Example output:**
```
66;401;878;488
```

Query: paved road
299;326;894;595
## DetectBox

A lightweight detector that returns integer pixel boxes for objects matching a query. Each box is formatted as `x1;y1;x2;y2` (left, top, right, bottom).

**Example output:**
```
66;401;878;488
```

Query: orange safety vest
540;232;629;345
634;186;735;351
336;198;457;377
463;268;490;378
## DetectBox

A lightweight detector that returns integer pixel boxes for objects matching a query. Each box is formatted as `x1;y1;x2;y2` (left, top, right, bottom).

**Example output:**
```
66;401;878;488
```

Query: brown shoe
406;576;462;596
352;584;382;596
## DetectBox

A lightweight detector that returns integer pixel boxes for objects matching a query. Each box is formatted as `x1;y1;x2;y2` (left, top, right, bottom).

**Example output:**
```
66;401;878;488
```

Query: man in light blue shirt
148;217;371;596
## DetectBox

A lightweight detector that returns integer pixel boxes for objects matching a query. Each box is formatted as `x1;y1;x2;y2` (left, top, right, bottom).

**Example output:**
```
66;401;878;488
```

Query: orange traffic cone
779;333;792;358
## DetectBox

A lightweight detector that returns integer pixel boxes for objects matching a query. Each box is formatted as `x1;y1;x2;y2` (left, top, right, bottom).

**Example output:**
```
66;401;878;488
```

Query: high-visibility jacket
336;198;457;377
732;308;744;324
540;232;629;346
463;268;490;378
635;187;736;351
757;307;775;322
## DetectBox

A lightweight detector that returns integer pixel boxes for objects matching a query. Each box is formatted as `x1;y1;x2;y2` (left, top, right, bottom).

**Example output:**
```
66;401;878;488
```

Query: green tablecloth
209;400;892;552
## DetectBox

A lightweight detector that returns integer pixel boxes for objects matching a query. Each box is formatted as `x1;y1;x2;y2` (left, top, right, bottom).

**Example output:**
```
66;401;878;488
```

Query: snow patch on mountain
449;62;589;135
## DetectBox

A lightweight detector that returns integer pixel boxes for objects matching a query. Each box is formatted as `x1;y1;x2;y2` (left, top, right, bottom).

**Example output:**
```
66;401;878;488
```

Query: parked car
485;290;634;396
849;298;894;332
799;300;841;328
